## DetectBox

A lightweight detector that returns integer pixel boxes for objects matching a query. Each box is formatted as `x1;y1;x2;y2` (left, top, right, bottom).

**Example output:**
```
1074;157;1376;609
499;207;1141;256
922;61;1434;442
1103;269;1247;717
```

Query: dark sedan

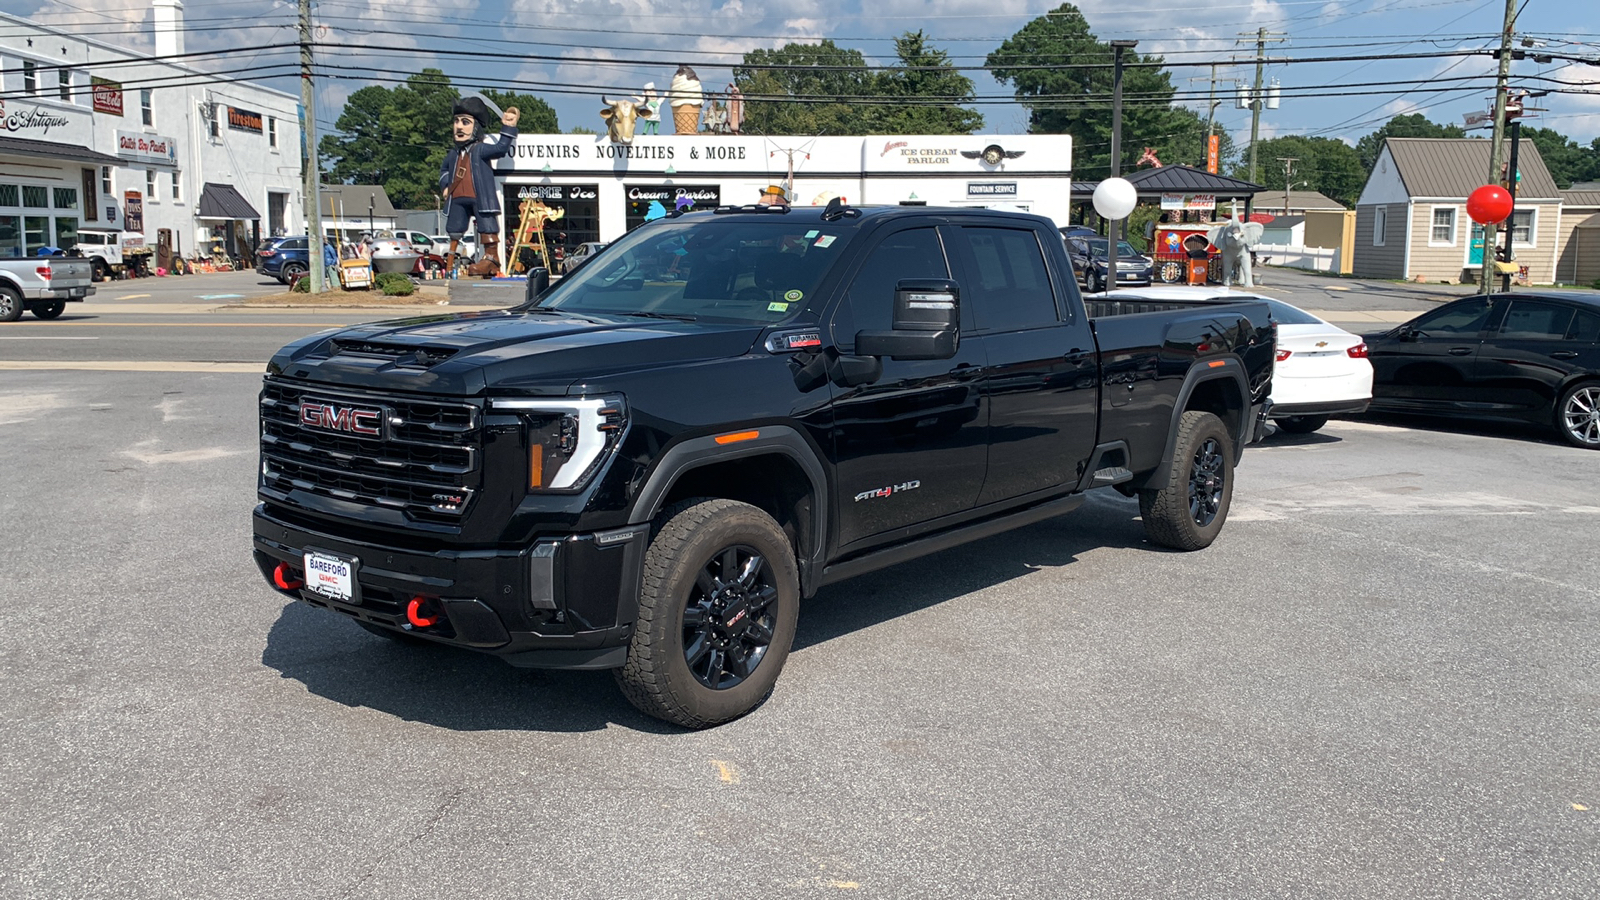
1364;292;1600;448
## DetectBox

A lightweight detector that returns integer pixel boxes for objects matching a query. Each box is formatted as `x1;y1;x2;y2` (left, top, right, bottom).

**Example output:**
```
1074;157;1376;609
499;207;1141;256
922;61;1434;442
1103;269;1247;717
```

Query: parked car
0;256;95;321
1365;292;1600;449
257;236;338;285
1113;285;1372;434
430;234;480;261
561;241;608;274
1066;235;1153;292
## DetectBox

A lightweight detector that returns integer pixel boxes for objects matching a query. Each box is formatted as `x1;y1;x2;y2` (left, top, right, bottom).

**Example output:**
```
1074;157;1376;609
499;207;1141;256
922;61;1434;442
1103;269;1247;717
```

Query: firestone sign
116;130;178;165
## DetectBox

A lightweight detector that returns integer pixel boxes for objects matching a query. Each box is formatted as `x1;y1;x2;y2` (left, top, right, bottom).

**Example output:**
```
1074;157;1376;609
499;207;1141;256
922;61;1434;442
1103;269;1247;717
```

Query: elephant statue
1206;219;1265;288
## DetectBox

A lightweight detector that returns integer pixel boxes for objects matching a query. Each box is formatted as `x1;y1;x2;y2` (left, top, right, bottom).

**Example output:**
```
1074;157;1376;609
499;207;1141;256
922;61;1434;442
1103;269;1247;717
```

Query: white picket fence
1255;243;1342;273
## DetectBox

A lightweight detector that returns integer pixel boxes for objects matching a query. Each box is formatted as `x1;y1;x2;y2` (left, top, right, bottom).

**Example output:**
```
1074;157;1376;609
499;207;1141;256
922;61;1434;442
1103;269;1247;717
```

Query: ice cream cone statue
669;65;703;134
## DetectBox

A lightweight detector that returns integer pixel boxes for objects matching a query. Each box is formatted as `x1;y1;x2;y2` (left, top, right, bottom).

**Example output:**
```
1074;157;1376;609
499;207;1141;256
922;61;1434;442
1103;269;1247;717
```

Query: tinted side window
1498;300;1574;340
1412;298;1490;335
835;228;949;347
1569;310;1600;343
959;227;1059;332
282;238;307;250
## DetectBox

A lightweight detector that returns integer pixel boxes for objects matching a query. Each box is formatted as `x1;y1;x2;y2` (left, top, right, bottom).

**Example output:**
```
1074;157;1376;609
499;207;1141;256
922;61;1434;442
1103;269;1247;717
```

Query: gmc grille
259;380;481;525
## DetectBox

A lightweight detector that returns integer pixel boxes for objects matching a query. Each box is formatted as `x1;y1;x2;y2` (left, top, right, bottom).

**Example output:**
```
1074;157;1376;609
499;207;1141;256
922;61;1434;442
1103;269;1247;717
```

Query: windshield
1086;239;1141;259
534;218;851;325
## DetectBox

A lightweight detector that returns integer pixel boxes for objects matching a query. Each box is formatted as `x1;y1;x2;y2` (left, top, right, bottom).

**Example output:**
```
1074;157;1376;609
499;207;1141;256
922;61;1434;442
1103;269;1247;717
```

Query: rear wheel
31;300;66;320
1139;410;1234;551
92;259;112;282
615;498;800;729
1276;415;1328;434
0;286;22;322
280;262;306;285
1555;382;1600;449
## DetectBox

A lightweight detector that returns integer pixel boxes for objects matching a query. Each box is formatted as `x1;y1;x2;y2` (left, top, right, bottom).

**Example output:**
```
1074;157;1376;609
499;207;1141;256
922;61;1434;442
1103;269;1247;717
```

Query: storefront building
494;134;1072;259
0;6;302;265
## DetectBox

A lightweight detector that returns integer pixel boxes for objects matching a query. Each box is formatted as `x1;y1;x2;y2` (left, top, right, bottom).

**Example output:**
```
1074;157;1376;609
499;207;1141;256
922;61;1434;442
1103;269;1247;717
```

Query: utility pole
1241;28;1287;185
1188;63;1226;172
1276;157;1299;216
1478;0;1519;294
1108;39;1137;293
299;0;324;293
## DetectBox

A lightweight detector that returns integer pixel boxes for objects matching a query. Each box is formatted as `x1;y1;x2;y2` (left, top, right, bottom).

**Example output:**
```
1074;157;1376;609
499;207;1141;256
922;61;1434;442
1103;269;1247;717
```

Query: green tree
872;31;984;135
1354;113;1466;174
986;4;1222;177
1517;126;1600;189
1236;135;1363;206
734;40;879;135
480;88;559;134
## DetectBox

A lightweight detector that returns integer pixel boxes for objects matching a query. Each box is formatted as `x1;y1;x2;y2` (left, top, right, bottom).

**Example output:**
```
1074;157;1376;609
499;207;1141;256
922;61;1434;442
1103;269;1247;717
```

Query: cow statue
600;96;652;144
1207;219;1266;288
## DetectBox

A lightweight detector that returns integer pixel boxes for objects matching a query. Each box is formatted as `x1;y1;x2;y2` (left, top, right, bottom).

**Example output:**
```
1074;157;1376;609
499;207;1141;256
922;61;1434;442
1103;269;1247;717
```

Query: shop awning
1073;165;1263;199
0;135;125;167
197;182;260;220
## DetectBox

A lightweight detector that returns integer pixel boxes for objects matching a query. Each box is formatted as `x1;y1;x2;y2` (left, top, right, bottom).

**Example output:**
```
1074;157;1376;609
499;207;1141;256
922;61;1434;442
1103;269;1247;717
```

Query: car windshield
1260;298;1324;326
1086;239;1140;259
533;218;852;326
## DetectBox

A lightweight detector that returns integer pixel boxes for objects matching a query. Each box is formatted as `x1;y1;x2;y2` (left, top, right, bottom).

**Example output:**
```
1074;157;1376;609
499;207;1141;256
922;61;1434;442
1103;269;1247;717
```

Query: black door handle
1448;347;1472;356
1550;351;1579;360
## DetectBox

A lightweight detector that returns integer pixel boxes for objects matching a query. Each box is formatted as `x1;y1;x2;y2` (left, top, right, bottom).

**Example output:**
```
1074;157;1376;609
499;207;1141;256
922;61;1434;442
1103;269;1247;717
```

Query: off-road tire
1276;415;1328;434
1555;381;1600;449
31;300;66;320
1139;410;1235;551
0;286;22;322
615;498;800;729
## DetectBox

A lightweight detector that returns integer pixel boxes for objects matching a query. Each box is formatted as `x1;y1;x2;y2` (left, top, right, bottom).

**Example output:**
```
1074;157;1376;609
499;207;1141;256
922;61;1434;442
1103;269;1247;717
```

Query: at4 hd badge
854;480;921;502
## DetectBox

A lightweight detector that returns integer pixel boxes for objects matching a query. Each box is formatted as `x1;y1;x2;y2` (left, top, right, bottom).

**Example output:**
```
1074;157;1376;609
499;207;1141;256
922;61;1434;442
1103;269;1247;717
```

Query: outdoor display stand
508;198;564;275
1153;224;1222;284
339;258;372;290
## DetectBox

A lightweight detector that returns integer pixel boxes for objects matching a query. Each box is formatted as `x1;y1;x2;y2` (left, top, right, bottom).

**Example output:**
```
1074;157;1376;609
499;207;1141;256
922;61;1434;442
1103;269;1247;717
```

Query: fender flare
1144;358;1252;485
627;425;830;594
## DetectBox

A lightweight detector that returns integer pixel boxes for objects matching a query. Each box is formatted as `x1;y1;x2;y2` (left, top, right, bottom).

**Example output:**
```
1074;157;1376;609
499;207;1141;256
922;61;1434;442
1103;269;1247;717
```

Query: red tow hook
273;562;304;590
406;596;441;628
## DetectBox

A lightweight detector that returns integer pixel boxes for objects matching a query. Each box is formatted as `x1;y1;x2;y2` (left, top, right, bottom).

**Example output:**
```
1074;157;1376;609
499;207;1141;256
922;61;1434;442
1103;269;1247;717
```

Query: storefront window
505;184;600;270
23;186;48;209
625;184;721;232
25;216;49;255
0;216;22;258
0;185;18;207
53;187;78;210
55;217;78;249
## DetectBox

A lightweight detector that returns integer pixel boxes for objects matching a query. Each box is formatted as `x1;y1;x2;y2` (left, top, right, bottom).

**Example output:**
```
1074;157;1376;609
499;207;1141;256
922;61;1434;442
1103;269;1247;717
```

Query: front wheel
1556;382;1600;449
1139;410;1235;551
1086;269;1102;293
1276;415;1328;434
92;259;112;283
615;498;800;729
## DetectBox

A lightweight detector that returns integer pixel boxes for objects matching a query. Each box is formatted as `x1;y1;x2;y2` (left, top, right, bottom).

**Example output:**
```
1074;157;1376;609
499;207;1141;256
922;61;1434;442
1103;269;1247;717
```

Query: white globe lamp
1092;177;1137;220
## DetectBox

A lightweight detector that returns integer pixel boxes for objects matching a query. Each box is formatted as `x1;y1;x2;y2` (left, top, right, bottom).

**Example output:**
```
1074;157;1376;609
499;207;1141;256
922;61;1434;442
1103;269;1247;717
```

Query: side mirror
525;266;550;302
855;278;961;361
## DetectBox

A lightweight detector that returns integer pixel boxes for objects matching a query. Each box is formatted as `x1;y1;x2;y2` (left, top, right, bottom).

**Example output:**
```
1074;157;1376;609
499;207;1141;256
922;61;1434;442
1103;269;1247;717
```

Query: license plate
69;287;86;297
303;550;357;602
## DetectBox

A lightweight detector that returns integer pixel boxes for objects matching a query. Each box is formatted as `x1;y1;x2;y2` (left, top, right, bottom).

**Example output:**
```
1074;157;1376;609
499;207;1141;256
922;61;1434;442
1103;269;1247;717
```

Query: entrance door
827;226;988;551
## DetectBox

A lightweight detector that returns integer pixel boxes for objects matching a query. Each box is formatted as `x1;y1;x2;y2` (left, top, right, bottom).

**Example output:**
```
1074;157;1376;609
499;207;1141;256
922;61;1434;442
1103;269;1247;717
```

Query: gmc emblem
300;400;383;437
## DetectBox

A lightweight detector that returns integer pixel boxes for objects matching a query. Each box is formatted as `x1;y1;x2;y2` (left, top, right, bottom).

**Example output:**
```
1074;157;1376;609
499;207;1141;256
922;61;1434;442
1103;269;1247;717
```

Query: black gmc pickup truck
253;203;1274;728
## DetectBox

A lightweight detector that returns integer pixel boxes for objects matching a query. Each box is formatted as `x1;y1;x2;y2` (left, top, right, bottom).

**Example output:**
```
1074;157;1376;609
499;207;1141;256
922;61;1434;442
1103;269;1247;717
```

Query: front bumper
252;504;647;669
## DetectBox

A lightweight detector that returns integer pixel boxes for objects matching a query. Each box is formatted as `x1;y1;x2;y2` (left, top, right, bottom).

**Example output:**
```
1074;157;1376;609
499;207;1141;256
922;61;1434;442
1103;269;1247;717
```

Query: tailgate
43;259;94;288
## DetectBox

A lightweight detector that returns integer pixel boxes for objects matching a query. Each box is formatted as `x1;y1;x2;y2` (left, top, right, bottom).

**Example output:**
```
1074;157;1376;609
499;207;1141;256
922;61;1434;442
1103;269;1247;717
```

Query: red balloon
1467;185;1514;225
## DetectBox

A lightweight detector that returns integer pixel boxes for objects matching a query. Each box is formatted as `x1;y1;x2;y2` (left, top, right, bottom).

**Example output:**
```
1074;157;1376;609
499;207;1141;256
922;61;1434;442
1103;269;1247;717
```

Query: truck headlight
491;395;627;492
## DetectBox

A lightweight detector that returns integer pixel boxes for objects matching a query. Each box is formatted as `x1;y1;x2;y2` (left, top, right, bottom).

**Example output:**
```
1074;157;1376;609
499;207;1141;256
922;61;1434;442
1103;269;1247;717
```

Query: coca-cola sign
0;101;71;135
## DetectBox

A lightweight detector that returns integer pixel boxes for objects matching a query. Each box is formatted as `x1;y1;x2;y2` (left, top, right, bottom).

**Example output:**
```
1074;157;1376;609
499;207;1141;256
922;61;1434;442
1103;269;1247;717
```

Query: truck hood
267;307;766;396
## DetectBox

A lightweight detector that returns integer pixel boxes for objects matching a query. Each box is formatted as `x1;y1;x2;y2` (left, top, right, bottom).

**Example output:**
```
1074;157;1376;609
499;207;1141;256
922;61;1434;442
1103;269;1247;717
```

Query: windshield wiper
612;310;698;322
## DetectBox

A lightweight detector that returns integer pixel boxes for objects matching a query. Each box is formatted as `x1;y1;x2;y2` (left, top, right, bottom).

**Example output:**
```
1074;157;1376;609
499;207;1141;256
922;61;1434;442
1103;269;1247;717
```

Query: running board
819;493;1085;587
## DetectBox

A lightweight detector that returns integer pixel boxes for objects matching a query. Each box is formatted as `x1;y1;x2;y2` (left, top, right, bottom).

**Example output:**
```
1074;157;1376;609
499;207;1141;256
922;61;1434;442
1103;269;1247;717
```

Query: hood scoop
331;338;459;368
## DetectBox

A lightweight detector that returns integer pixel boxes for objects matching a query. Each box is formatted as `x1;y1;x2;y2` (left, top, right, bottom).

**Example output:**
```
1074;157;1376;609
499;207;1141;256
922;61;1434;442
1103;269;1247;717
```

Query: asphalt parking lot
2;269;1596;898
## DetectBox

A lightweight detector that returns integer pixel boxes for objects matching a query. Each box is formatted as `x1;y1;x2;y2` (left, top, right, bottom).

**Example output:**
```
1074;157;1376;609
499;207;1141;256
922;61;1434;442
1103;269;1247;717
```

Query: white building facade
0;3;303;265
493;133;1072;253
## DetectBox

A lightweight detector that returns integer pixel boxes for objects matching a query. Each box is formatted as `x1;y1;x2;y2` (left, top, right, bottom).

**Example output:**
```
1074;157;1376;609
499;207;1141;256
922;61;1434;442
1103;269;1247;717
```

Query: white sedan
1108;286;1373;434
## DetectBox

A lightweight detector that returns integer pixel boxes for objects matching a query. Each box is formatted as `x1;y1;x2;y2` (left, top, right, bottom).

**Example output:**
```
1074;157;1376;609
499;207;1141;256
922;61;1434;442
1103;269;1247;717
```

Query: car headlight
491;395;627;492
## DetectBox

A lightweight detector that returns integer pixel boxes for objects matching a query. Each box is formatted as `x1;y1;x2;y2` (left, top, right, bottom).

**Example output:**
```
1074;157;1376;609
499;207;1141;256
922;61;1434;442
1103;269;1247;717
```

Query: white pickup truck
0;256;95;321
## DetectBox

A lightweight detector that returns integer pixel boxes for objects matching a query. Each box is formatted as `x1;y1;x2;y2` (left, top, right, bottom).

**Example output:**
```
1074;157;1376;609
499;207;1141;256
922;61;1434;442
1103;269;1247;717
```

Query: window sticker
783;289;804;302
815;235;837;248
768;302;790;312
805;230;819;239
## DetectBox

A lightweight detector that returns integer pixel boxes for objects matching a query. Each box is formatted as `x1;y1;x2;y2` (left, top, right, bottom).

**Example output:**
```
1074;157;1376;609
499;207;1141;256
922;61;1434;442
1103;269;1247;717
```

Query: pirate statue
439;96;519;277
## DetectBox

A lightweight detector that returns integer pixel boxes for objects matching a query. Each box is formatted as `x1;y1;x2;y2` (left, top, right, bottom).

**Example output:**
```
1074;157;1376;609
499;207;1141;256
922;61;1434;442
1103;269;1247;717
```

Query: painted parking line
196;293;247;300
0;361;262;372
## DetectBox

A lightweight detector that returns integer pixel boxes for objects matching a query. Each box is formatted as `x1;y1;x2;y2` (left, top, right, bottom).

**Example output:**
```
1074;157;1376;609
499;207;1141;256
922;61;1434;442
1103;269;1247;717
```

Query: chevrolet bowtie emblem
1315;341;1328;347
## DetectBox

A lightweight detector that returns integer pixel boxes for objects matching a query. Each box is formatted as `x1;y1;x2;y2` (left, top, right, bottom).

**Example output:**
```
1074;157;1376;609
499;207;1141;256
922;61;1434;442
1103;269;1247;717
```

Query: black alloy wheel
1188;433;1227;527
681;544;780;690
1557;383;1600;449
32;300;66;319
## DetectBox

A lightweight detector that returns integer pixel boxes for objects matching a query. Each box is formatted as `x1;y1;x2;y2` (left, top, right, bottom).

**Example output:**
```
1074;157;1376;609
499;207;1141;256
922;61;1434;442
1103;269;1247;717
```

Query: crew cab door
827;226;988;550
947;223;1099;505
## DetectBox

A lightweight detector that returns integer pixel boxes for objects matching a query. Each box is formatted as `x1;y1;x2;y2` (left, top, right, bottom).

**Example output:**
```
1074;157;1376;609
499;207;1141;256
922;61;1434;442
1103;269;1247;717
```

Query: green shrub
290;275;308;293
1591;278;1600;291
375;272;416;296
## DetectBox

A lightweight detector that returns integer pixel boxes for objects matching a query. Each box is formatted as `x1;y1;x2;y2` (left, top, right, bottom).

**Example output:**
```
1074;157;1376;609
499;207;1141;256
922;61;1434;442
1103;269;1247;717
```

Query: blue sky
18;0;1600;155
